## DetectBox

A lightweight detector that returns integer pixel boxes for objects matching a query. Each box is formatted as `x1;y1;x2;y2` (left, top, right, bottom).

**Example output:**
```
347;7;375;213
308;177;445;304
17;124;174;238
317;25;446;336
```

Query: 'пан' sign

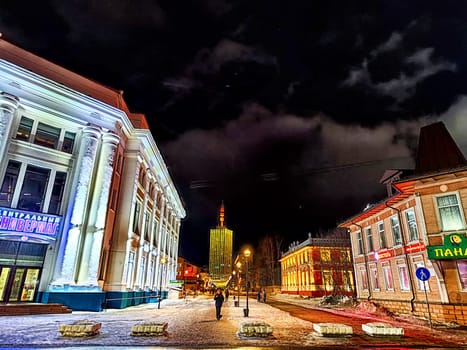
427;234;467;259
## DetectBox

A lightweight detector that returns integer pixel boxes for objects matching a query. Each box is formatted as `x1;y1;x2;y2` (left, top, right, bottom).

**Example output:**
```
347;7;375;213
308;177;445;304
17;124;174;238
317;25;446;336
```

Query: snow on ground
0;294;316;348
0;293;466;349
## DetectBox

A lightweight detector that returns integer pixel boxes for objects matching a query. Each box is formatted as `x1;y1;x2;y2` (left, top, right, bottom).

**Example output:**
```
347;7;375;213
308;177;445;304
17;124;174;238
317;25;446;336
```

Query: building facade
279;234;355;297
0;38;185;311
209;202;233;283
339;122;467;325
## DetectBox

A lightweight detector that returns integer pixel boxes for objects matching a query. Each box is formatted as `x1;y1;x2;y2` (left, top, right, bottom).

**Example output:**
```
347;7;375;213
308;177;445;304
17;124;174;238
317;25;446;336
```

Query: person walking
214;288;224;320
225;288;229;302
262;289;267;303
257;290;261;302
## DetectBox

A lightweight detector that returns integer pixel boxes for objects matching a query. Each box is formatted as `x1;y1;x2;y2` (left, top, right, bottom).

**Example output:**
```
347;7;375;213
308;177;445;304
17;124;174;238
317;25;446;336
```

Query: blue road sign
416;267;430;281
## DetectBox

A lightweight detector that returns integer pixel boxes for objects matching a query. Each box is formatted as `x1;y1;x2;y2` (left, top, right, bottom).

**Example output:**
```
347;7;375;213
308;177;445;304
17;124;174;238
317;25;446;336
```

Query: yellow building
279;234;354;297
209;202;233;283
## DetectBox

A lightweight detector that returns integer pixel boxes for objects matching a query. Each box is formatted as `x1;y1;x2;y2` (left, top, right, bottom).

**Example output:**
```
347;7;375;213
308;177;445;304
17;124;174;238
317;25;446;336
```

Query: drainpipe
385;201;416;312
351;222;372;302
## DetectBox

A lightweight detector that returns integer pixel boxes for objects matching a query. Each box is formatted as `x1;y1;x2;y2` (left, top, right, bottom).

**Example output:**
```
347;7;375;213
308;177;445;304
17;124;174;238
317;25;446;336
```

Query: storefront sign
427;234;467;259
0;207;62;237
374;249;394;260
405;242;426;254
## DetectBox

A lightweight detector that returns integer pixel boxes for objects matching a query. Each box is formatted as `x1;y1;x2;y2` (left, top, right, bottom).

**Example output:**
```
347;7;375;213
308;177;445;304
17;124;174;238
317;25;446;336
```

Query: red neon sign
374;250;394;260
405;242;426;253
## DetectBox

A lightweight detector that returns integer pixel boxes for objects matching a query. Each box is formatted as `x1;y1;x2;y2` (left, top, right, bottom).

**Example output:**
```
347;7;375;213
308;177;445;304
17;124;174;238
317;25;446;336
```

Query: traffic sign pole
416;267;433;328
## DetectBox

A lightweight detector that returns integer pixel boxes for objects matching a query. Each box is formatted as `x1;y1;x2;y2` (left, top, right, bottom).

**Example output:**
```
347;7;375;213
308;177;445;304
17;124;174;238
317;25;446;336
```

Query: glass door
0;267;11;301
0;267;41;302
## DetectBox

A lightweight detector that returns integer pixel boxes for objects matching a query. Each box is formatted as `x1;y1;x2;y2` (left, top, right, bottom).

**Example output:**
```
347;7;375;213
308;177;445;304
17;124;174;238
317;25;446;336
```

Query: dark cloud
1;1;467;264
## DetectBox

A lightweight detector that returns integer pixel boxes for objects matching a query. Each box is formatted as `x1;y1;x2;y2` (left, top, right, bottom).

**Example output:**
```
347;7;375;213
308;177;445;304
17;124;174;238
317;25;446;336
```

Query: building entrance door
0;240;46;303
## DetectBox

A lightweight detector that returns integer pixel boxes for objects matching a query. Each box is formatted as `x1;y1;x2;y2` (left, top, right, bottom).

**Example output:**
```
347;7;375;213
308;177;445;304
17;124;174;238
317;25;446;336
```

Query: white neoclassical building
0;36;185;310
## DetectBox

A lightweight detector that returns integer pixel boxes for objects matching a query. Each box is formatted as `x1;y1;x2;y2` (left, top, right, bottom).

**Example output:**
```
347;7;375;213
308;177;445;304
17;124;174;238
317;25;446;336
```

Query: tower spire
219;200;225;227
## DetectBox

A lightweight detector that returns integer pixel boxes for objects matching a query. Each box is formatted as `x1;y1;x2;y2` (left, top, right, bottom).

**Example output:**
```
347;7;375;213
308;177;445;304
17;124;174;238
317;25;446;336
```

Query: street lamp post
158;257;166;309
236;262;241;307
243;248;251;317
184;269;188;302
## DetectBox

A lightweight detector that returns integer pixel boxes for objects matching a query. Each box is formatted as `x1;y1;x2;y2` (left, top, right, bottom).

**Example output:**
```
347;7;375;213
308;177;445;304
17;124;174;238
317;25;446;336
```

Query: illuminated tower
209;201;233;282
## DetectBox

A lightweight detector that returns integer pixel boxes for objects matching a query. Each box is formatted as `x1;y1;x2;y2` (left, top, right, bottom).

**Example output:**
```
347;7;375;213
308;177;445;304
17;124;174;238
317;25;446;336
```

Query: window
322;270;333;292
321;249;331;262
144;212;150;241
370;266;380;290
378;222;387;249
15;116;33;141
126;251;135;288
437;194;464;231
139;256;146;287
405;209;419;241
356;231;364;255
366;227;374;252
15;116;75;154
152;220;159;247
360;269;369;291
17;165;50;212
34;122;60;149
132;201;142;234
61;131;76;153
341;249;351;263
383;265;394;290
48;172;67;215
0;161;21;207
457;260;467;290
391;216;402;245
398;265;410;291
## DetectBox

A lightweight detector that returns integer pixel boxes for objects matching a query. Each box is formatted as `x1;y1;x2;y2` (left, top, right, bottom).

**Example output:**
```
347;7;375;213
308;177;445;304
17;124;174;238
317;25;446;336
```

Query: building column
0;92;19;162
53;125;101;285
78;132;120;285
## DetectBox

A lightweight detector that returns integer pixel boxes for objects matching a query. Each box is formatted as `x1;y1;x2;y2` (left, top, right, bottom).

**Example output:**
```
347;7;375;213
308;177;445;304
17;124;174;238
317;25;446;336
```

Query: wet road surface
268;298;467;348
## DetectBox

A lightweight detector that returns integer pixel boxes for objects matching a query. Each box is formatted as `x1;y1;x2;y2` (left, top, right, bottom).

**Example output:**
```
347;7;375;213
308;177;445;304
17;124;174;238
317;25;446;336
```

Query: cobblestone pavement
0;294;465;349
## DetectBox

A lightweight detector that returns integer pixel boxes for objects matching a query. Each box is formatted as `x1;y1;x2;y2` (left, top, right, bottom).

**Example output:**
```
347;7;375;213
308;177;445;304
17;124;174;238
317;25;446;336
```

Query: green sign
427;233;467;259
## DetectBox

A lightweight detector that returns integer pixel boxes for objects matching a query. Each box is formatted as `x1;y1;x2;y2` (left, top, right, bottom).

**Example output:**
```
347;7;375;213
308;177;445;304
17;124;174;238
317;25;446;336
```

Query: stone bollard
131;322;168;336
238;321;273;337
58;319;101;337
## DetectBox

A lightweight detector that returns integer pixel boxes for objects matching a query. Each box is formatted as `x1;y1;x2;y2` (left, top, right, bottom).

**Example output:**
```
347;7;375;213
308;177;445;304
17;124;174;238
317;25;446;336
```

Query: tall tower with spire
209;201;233;283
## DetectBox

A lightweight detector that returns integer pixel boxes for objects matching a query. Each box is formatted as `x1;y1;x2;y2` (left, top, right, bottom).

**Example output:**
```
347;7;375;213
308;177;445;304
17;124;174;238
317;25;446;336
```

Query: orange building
339;122;467;325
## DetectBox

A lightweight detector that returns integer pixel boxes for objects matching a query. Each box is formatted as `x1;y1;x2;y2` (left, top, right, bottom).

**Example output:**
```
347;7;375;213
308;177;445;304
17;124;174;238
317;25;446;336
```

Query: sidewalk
0;294;465;349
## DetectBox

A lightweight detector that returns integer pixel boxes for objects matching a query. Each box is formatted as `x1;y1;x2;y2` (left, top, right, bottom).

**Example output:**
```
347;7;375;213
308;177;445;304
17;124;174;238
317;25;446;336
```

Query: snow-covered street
0;293;465;349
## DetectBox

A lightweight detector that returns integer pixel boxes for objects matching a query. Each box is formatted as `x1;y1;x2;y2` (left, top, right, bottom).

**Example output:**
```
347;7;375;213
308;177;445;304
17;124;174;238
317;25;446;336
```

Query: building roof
339;121;466;228
0;35;149;130
415;121;467;175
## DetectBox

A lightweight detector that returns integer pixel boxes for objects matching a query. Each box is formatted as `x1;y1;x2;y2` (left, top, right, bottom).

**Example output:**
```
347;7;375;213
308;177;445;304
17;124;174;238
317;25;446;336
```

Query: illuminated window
398;265;410;291
378;222;387;249
370;266;379;290
126;251;135;288
34;122;60;149
132;201;142;235
15;116;33;141
391;216;402;245
457;260;467;290
383;264;394;290
360;269;368;291
0;161;21;207
321;249;331;262
405;209;419;242
436;194;464;231
18;165;50;212
144;212;150;241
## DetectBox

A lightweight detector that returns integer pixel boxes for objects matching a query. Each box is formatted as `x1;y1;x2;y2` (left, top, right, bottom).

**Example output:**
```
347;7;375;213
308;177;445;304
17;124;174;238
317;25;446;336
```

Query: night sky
2;1;467;266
